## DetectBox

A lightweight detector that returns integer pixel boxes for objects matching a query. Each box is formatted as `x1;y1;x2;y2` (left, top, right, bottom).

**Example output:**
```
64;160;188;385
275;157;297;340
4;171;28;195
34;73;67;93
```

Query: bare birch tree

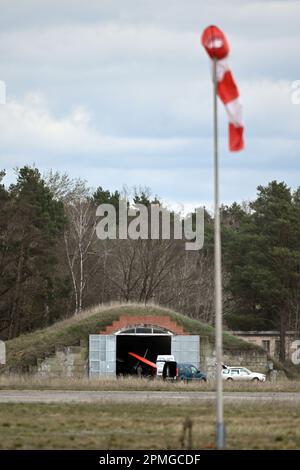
45;171;97;314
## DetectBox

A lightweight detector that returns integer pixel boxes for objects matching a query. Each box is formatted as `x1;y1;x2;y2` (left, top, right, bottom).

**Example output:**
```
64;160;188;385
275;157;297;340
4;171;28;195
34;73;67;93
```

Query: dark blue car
177;363;207;382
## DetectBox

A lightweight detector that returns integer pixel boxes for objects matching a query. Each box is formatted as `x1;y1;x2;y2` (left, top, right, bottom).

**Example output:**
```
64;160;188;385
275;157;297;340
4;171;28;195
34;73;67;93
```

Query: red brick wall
101;315;186;335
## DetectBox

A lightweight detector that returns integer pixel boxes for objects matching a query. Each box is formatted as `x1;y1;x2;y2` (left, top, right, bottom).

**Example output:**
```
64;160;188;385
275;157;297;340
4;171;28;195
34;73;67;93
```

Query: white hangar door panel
89;334;116;377
171;335;200;369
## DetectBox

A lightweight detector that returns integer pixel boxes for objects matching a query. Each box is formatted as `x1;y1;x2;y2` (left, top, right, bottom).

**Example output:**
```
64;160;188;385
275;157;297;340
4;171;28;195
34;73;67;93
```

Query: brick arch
101;315;186;335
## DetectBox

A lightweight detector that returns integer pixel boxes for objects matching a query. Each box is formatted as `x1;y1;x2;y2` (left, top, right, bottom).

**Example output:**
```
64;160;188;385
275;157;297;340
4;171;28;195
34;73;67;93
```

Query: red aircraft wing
128;352;157;369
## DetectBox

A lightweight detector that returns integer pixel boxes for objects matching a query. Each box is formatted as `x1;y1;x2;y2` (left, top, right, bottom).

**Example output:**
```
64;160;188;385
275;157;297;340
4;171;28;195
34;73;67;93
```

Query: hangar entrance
116;326;172;376
89;328;200;378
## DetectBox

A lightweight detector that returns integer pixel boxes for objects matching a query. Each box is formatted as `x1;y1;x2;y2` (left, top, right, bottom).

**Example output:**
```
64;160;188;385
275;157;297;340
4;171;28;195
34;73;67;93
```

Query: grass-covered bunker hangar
1;305;268;378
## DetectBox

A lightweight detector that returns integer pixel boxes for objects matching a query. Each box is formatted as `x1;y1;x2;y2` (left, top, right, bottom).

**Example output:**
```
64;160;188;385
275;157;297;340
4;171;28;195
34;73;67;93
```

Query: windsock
201;25;244;152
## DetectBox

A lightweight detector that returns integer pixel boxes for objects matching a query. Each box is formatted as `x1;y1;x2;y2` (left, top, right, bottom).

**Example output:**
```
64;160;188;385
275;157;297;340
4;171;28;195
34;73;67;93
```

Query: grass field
0;400;299;450
1;375;300;392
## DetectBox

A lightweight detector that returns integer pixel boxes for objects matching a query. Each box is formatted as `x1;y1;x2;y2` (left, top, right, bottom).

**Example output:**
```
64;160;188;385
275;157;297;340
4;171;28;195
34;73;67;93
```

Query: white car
222;366;266;382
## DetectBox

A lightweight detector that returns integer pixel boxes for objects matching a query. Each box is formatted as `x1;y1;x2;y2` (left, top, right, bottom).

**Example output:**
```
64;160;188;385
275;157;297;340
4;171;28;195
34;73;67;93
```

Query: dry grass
0;374;299;392
44;301;153;331
0;400;299;449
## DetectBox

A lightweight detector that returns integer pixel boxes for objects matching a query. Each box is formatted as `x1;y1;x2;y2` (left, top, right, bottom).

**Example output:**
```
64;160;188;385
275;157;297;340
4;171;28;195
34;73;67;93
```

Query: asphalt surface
0;390;300;403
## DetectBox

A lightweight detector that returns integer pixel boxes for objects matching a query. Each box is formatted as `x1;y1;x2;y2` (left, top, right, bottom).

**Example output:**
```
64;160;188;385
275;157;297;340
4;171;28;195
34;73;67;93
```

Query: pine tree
1;167;68;338
224;181;300;361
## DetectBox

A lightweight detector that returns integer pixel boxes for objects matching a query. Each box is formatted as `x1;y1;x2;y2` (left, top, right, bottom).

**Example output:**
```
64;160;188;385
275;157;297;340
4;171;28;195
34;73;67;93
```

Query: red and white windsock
201;25;244;152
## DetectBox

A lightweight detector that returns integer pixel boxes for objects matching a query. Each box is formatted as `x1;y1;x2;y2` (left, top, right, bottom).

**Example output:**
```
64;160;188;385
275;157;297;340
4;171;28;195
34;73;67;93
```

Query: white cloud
0;92;203;161
0;0;299;205
4;25;196;63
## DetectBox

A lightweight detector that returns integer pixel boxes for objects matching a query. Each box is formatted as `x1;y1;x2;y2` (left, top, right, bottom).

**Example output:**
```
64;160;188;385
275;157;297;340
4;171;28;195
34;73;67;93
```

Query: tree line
0;166;299;361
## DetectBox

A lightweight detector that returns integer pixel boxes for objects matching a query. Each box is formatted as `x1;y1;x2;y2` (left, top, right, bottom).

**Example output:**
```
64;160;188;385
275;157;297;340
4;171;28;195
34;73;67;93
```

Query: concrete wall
37;345;88;378
200;336;270;380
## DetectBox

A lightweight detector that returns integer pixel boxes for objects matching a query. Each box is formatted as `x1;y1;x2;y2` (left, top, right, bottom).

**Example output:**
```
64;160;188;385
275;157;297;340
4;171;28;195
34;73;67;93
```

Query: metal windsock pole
212;54;225;450
201;26;226;451
201;25;244;450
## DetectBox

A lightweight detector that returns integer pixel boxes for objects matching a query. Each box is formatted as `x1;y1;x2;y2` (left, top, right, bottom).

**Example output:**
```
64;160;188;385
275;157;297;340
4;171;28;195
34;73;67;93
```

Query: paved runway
0;390;300;403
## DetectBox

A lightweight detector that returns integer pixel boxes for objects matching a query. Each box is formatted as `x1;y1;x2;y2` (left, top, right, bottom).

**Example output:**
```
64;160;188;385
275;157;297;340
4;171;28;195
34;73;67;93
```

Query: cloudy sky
0;0;299;210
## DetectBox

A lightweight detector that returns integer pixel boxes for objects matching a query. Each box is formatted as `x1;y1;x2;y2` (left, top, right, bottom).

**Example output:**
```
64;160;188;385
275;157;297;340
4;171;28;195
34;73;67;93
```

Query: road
0;390;300;403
